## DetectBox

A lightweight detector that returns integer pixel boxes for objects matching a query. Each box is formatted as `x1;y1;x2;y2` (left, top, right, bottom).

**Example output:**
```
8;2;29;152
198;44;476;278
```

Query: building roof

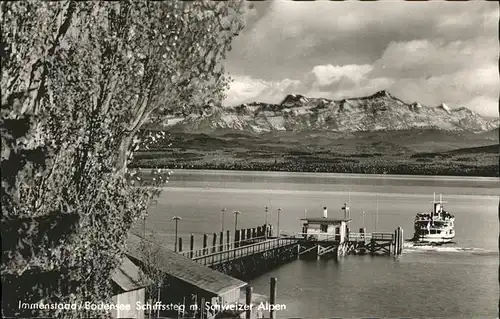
111;255;151;292
126;233;247;296
301;217;351;224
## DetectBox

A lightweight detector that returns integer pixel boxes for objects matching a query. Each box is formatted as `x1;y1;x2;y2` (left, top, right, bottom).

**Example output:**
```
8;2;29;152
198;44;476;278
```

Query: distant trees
1;1;244;317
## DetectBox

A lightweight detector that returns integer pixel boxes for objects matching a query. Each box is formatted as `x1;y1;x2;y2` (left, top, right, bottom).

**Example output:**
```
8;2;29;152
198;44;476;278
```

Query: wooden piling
190;234;194;258
178;237;183;253
241;229;246;242
247;228;252;240
219;231;224;252
226;230;230;250
235;230;240;248
398;227;402;254
270;277;277;319
252;228;257;238
245;286;253;319
257;226;262;237
359;228;366;254
394;227;403;256
212;233;217;253
203;234;208;255
393;229;397;255
399;227;404;255
395;227;403;255
201;297;205;319
359;228;366;241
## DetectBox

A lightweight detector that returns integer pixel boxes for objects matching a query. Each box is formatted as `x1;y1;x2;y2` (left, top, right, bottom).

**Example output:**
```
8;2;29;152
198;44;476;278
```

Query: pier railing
178;231;396;262
188;238;295;267
282;232;394;242
179;235;268;259
371;232;394;240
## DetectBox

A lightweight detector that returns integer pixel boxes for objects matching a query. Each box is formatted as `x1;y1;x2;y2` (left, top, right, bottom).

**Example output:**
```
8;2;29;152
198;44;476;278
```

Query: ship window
320;224;328;232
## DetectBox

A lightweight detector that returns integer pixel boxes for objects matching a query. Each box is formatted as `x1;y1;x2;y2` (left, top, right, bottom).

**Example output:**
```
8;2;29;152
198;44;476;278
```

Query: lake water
139;169;499;318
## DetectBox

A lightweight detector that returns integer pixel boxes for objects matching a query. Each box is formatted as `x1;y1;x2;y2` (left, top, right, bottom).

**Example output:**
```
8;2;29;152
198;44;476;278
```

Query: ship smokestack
323;207;328;218
434;203;441;214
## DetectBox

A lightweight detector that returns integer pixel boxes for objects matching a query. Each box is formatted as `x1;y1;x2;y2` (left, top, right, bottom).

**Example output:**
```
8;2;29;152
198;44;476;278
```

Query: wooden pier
131;204;405;319
177;224;404;280
131;221;404;318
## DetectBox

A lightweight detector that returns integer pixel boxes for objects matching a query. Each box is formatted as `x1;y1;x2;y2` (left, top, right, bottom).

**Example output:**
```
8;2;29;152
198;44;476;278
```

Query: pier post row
269;277;278;319
212;233;217;253
190;234;195;258
219;231;224;252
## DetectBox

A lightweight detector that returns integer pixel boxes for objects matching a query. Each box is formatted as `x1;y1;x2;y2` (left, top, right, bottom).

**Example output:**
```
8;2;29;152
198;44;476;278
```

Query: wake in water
403;240;497;256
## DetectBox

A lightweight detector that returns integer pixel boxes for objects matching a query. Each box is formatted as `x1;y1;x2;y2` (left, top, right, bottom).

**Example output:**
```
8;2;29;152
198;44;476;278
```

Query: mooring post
395;227;403;255
203;234;208;255
212;233;217;253
219;231;224;252
393;229;397;255
200;297;205;319
178;237;183;253
270;277;277;319
245;286;253;319
241;229;246;243
359;228;366;242
399;227;404;255
190;234;194;259
370;238;375;255
398;227;402;255
235;230;240;248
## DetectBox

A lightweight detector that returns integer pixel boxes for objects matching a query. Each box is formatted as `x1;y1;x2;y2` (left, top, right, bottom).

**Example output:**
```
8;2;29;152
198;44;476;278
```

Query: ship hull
412;233;455;243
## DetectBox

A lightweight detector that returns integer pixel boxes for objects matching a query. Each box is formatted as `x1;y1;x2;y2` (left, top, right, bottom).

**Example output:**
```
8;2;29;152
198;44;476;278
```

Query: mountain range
168;90;498;134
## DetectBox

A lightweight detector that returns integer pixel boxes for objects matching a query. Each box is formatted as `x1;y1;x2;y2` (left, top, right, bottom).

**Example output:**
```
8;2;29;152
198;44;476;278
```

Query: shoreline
132;164;499;178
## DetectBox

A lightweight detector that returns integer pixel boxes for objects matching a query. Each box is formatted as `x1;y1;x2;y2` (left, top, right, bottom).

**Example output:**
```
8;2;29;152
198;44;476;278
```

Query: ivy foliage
1;1;244;317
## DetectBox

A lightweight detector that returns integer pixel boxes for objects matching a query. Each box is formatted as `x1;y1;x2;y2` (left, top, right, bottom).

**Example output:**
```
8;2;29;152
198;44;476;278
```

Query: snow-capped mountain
169;91;499;133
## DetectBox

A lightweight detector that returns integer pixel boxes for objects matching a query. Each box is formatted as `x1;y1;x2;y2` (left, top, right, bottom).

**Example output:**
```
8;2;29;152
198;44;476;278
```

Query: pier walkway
177;227;404;279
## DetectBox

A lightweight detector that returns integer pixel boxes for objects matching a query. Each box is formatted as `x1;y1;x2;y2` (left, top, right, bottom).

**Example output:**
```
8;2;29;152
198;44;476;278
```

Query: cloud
464;96;498;118
372;36;497;78
226;1;497;79
224;64;394;105
224;1;498;117
310;64;373;87
224;76;305;105
225;54;498;117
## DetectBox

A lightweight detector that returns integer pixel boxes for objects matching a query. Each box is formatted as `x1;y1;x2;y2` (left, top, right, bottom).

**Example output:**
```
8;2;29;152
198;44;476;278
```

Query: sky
223;0;499;118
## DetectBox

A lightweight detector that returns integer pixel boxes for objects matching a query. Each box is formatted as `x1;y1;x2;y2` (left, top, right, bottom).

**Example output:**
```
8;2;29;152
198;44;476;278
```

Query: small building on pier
126;233;247;318
301;207;351;243
110;256;151;319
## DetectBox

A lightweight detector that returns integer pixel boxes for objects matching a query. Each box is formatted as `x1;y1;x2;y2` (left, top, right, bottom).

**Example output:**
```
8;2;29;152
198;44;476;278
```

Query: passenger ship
412;194;455;244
